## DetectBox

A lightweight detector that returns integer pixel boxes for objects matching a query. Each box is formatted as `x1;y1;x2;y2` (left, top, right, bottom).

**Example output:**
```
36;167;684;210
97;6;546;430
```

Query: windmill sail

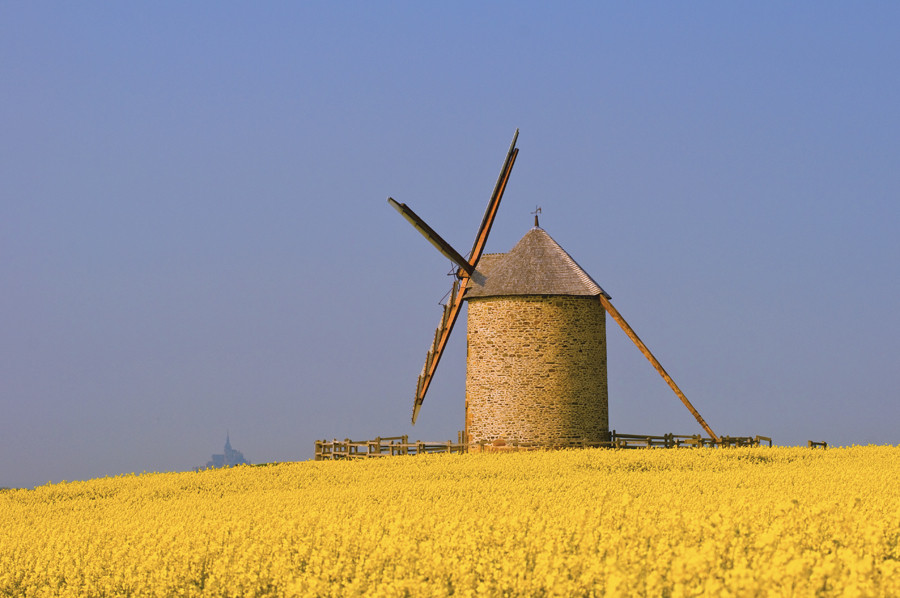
392;130;519;424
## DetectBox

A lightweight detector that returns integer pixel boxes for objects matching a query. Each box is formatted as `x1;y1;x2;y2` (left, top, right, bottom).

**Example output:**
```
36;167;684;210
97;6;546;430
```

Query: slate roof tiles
466;227;609;299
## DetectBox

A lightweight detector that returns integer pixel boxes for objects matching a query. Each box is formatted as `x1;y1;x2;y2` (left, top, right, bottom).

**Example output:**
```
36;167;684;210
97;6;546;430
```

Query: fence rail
314;435;468;460
314;432;773;460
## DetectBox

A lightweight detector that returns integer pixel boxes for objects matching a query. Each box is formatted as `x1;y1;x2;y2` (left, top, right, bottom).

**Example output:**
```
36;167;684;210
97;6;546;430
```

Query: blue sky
2;3;898;489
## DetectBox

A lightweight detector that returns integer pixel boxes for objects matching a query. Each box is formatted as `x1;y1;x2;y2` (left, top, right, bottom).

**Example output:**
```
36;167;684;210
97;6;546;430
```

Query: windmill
388;130;719;444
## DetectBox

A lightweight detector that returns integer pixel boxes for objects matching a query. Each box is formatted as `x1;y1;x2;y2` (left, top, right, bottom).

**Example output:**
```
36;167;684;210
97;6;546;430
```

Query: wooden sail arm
411;279;469;424
468;130;519;267
598;294;720;442
388;198;474;276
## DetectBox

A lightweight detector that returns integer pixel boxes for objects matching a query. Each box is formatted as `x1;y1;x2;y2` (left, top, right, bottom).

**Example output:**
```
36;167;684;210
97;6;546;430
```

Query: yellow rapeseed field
2;446;899;597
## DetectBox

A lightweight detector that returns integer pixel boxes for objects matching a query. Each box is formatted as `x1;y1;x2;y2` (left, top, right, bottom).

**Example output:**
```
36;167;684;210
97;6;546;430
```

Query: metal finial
531;206;542;228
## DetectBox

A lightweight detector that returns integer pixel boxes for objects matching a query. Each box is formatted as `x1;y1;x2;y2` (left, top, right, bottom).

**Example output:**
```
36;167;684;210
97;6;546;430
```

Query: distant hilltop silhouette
204;433;250;469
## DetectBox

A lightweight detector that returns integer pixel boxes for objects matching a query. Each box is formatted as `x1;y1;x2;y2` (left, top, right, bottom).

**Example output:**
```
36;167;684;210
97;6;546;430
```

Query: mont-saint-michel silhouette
203;433;250;469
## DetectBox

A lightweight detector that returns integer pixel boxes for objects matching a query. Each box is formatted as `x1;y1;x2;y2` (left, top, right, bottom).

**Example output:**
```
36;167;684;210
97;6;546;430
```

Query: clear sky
2;3;898;489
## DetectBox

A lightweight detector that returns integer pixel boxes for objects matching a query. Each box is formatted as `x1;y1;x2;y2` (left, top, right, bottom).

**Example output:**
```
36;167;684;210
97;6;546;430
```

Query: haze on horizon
2;3;898;489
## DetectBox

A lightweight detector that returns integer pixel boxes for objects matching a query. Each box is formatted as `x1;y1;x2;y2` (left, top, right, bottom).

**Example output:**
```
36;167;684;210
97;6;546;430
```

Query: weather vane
531;205;542;228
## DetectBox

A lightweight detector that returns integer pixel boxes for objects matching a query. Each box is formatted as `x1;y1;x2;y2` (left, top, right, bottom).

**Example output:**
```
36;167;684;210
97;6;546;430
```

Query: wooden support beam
599;294;720;443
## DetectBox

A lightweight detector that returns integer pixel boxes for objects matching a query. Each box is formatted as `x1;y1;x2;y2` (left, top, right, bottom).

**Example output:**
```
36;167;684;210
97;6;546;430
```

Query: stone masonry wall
465;295;608;444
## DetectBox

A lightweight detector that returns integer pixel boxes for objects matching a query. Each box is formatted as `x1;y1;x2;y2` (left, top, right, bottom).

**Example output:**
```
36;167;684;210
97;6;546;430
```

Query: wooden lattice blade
388;198;474;276
412;279;467;424
598;294;720;442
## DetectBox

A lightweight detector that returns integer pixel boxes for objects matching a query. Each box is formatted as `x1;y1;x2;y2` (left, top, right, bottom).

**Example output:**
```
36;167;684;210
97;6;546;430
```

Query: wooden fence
600;432;771;449
314;433;472;460
314;431;773;460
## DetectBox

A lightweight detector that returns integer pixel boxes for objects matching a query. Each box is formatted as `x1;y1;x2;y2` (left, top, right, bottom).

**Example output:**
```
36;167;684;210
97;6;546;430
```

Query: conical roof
466;226;609;298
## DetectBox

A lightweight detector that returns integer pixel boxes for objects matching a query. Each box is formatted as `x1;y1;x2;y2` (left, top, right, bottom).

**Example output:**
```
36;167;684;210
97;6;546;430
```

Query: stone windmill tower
388;130;718;444
464;222;610;445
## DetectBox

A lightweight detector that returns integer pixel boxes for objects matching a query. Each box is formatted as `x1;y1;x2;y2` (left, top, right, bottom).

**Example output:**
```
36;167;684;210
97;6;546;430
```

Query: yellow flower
1;446;899;596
